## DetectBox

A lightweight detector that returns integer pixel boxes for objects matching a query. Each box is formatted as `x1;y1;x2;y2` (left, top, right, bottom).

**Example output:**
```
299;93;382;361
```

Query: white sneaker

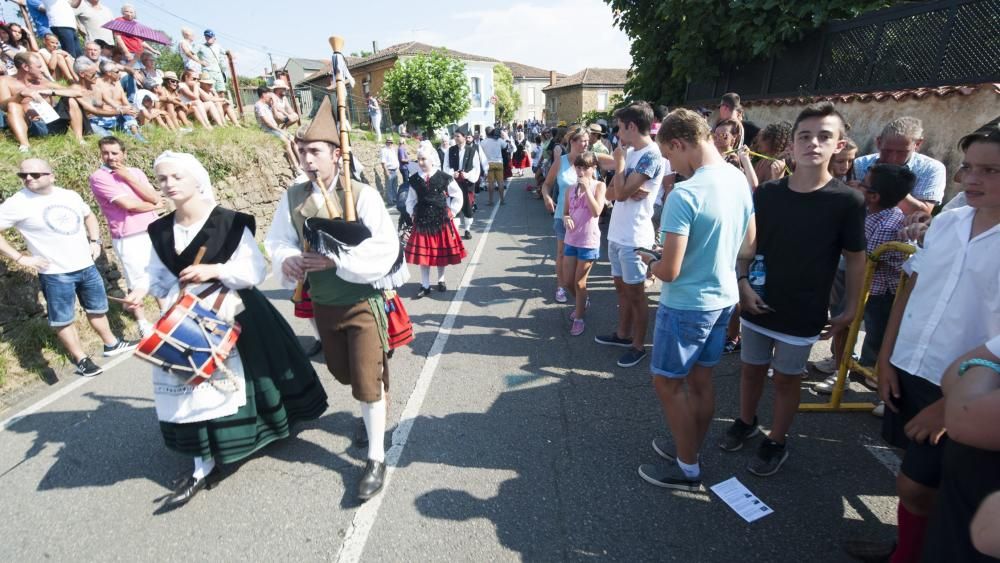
813;356;838;374
138;320;155;339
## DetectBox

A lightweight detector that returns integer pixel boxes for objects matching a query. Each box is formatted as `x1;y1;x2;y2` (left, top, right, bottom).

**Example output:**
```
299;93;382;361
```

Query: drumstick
180;246;209;293
106;295;130;304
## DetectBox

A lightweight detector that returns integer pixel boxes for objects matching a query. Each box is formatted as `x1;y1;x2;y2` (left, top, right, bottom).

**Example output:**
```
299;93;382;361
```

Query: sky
26;0;634;77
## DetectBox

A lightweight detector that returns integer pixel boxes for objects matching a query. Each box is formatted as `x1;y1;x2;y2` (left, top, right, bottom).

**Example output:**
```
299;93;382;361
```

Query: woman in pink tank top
561;152;606;336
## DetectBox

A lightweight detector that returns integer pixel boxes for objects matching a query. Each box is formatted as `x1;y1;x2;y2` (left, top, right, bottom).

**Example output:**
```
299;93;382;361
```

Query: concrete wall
742;86;999;203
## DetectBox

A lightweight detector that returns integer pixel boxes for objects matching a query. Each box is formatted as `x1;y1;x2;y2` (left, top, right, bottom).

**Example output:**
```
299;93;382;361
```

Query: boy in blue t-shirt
636;109;753;491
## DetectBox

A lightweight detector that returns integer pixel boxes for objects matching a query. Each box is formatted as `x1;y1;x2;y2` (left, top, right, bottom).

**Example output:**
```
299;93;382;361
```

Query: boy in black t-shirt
719;102;866;476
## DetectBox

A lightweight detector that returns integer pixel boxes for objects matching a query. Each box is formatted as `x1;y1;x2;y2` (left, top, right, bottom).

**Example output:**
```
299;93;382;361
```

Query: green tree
492;63;521;124
157;44;185;76
382;50;471;133
350;50;373;58
605;0;899;105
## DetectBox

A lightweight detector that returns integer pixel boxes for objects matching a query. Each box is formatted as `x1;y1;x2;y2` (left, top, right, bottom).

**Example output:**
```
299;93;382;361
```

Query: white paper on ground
710;477;774;523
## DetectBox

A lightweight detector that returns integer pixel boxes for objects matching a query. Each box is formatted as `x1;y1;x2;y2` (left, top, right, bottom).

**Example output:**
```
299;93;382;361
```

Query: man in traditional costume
442;126;480;240
123;152;328;509
265;98;400;501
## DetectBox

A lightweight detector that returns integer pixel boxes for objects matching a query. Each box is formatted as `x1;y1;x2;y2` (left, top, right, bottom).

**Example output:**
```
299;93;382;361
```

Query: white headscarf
416;140;440;173
153;151;217;204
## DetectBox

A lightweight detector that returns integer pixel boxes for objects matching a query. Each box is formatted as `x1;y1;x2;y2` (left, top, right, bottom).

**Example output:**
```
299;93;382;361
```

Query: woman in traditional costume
123;152;328;508
404;143;467;298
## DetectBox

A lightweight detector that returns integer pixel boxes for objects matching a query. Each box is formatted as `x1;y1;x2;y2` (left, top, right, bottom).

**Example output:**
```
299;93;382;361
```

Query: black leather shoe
305;340;323;357
354;418;368;447
164;473;214;508
436;281;447;292
463;230;472;240
358;459;386;500
415;286;432;299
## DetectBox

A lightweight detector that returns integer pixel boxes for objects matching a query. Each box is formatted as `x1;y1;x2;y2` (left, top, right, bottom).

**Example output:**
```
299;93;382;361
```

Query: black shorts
882;367;946;488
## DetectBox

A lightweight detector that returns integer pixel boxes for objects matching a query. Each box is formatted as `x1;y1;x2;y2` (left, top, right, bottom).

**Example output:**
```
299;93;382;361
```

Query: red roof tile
742;84;997;107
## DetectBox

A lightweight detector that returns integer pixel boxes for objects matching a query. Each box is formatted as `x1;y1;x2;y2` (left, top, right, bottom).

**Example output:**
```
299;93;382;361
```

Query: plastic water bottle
748;255;766;300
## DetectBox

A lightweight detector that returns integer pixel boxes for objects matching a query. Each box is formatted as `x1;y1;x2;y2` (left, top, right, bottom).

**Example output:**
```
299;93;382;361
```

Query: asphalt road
0;177;899;562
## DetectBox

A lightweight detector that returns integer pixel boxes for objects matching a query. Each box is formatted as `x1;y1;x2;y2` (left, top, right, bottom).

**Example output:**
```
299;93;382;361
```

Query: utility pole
268;52;276;78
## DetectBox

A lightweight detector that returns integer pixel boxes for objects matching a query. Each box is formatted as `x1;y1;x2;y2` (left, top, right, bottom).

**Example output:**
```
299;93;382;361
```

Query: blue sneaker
594;333;632;347
617;347;647;368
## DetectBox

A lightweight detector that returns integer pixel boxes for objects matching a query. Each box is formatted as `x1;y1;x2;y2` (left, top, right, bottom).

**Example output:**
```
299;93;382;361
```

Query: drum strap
192;282;230;315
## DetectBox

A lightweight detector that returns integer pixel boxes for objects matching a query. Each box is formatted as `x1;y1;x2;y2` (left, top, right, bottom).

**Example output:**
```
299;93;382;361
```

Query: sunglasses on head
17;172;51;179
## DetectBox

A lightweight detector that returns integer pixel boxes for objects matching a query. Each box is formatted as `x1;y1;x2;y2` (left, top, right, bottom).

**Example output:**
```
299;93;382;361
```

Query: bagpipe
292;36;412;349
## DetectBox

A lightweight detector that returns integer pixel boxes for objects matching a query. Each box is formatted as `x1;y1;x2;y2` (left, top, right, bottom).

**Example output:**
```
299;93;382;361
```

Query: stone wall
741;85;999;203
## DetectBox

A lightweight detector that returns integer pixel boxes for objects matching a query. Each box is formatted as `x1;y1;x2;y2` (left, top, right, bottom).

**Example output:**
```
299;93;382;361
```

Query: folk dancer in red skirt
405;142;467;298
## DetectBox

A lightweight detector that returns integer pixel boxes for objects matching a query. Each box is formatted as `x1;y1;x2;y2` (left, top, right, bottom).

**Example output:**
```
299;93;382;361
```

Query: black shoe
164;473;214;508
719;416;760;452
358;459;386;500
842;539;895;562
463;230;472;240
103;338;139;357
74;356;103;377
415;286;432;299
747;438;789;477
354;418;368;447
436;281;447;292
305;340;323;357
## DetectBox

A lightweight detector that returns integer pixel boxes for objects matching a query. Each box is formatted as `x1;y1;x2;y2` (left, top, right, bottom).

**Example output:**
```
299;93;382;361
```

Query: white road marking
334;202;501;563
862;433;901;476
1;352;135;431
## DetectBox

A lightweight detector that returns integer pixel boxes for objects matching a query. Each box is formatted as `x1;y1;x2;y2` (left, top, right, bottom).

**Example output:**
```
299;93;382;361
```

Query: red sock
891;503;928;563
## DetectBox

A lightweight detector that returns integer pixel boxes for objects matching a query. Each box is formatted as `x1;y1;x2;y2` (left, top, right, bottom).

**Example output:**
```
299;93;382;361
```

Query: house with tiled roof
301;42;500;135
504;61;562;124
542;68;627;124
281;57;327;117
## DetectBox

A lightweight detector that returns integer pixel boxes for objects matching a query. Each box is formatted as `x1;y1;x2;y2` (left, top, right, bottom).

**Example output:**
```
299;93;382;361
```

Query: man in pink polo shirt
89;136;163;336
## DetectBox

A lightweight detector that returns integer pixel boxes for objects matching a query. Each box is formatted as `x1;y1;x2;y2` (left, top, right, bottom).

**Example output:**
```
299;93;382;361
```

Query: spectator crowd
1;1;245;152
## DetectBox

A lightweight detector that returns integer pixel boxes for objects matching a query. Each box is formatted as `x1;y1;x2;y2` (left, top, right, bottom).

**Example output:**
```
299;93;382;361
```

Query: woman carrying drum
123;151;328;509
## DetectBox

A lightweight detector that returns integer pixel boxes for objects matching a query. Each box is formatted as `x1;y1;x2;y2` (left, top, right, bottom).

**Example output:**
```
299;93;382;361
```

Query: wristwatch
89;238;103;245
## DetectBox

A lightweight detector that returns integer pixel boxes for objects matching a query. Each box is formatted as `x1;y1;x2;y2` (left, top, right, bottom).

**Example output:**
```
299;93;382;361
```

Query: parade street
1;177;899;562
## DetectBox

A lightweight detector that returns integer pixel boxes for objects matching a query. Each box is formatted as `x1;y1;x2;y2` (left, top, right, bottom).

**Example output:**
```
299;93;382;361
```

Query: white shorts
112;232;155;290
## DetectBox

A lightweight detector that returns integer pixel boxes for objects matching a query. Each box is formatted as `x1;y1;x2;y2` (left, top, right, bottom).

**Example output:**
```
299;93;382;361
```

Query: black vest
409;171;452;233
148;206;256;277
448;144;478;173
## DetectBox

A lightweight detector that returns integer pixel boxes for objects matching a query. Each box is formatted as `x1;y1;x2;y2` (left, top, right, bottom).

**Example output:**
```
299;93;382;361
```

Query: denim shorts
37;265;109;327
651;304;734;378
608;240;647;285
563;243;599;261
552;216;566;240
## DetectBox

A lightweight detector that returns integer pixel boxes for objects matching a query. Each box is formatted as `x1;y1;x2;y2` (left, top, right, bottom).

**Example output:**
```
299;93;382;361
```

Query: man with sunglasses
0;159;138;377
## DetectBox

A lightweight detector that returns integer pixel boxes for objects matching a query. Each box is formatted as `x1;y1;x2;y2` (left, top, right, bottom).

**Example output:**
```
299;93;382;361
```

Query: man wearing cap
265;97;400;501
270;79;299;129
443;127;481;239
197;30;228;95
379;137;401;207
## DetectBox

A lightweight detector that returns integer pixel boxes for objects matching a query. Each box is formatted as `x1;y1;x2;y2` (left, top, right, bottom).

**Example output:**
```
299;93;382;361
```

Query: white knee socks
193;456;215;480
460;216;473;231
309;317;320;340
437;266;446;283
420;266;431;288
360;397;387;462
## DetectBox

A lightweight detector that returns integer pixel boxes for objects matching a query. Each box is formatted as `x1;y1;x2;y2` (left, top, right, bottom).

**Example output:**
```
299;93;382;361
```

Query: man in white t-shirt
74;0;115;46
0;159;138;377
594;102;665;368
39;0;81;57
379;138;401;206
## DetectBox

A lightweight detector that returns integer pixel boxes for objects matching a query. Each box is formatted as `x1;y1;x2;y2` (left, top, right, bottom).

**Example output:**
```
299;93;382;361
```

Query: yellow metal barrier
799;241;917;413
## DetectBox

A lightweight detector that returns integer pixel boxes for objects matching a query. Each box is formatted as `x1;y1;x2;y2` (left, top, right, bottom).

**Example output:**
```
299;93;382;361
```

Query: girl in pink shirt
561;152;606;336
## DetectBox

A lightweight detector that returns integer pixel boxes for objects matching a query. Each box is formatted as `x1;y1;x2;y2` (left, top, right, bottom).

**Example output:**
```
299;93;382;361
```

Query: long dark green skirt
159;287;329;464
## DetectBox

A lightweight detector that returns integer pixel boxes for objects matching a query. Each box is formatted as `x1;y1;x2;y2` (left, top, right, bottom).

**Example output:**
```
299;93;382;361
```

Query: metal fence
685;0;999;104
